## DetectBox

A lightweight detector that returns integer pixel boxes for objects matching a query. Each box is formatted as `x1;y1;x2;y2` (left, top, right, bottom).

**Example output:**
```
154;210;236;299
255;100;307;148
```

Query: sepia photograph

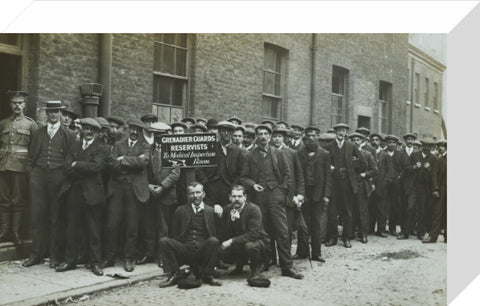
0;31;448;305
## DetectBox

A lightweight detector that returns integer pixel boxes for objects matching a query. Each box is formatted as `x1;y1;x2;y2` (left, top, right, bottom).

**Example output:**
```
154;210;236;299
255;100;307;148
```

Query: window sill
425;107;431;111
406;101;411;105
434;109;440;114
414;103;421;108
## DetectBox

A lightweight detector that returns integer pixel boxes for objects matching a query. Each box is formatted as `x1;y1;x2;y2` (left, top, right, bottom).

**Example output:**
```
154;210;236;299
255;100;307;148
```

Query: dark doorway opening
357;115;371;130
0;53;21;120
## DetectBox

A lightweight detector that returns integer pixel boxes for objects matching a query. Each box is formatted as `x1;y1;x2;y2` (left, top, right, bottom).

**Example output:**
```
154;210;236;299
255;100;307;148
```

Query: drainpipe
409;59;415;133
310;33;317;125
99;34;112;117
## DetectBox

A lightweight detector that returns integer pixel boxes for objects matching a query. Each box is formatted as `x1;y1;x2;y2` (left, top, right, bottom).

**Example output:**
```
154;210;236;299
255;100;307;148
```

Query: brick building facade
0;33;445;138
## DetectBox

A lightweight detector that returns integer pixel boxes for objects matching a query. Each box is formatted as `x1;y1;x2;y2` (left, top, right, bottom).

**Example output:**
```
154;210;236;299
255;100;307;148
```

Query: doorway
0;52;21;119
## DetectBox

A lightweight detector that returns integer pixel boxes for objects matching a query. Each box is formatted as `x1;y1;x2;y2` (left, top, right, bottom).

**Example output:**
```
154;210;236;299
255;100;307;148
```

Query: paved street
72;235;446;306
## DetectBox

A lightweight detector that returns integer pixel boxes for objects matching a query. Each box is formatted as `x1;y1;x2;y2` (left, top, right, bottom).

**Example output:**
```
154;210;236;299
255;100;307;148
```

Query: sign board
160;133;217;168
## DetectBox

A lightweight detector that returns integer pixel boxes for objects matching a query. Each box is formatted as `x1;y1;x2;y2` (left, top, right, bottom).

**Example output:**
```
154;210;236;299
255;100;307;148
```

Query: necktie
48;126;55;139
129;141;134;148
195;206;200;214
230;209;240;221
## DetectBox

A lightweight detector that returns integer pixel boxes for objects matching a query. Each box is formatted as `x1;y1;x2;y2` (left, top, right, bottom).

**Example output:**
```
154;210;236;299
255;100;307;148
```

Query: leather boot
0;211;11;243
11;212;22;245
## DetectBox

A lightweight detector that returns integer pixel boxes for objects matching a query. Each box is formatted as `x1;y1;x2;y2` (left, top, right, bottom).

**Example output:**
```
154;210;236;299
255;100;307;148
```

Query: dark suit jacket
60;139;108;206
374;149;388;198
240;145;291;194
327;140;367;194
436;153;447;191
27;124;74;171
397;148;417;195
289;138;305;151
148;146;180;206
279;146;305;206
358;149;378;197
107;137;150;203
223;201;270;246
412;151;438;192
170;203;216;242
297;145;332;202
197;142;247;187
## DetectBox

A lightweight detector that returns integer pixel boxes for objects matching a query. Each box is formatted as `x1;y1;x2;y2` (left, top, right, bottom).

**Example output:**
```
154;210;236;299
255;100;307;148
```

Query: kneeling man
159;182;221;287
219;185;270;279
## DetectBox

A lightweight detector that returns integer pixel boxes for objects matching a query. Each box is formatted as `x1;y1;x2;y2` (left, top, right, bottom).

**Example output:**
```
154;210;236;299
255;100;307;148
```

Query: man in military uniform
0;91;38;244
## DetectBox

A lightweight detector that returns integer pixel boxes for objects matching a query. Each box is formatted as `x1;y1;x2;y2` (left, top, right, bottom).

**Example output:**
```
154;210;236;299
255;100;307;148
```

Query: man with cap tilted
55;118;108;276
0;91;38;244
140;114;158;145
60;105;80;130
270;127;306;264
325;123;367;248
137;121;180;265
240;124;303;279
289;124;305;151
350;132;377;243
396;133;419;240
296;126;331;260
22;100;74;268
101;118;150;272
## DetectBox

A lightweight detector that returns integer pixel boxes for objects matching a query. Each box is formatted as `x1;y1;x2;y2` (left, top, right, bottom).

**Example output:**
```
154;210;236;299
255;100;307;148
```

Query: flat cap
181;117;196;124
150;122;171;132
140;114;158;122
7;90;28;102
305;126;320;134
349;132;365;139
385;134;399;142
80;118;102;130
420;137;436;145
44;100;66;111
94;117;110;127
171;121;188;130
216;120;236;130
206;118;218;128
244;122;257;129
227;116;243;125
403;133;417;140
370;133;384;141
245;127;255;136
356;127;370;136
261;119;277;127
255;124;273;135
319;132;336;141
234;125;246;133
291;124;305;131
191;123;208;132
326;128;336;134
436;139;447;145
272;127;288;135
196;118;207;124
414;140;422;146
247;277;271;288
127;118;145;129
333;123;350;131
106;116;125;126
276;121;290;128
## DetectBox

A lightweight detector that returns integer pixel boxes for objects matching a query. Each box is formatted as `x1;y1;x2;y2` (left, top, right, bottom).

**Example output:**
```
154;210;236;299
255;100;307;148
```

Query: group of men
0;90;446;287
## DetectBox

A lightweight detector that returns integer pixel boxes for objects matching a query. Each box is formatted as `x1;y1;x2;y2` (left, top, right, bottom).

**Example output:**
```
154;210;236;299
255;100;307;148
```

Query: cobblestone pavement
71;235;446;306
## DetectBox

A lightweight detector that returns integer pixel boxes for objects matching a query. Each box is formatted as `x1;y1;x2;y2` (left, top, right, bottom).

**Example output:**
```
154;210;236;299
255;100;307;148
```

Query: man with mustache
22;100;74;268
0;91;37;245
56;118;108;276
101;119;150;272
158;182;221;287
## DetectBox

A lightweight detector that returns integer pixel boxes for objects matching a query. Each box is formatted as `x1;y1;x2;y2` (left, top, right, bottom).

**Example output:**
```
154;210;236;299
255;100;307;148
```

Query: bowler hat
206;118;218;128
255;124;273;135
127;118;145;129
80;118;102;130
140;114;158;123
44;100;66;111
333;123;350;131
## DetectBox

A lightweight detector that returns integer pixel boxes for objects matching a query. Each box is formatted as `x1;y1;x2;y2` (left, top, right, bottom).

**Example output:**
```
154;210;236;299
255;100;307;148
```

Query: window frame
378;80;392;134
330;65;349;126
262;43;288;121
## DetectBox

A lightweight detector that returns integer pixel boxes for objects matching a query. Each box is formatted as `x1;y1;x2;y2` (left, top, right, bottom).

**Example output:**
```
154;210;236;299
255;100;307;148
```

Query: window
263;43;288;120
414;73;420;105
357;115;371;130
153;34;188;123
424;77;430;108
330;65;349;126
433;82;439;110
0;34;20;47
379;81;392;134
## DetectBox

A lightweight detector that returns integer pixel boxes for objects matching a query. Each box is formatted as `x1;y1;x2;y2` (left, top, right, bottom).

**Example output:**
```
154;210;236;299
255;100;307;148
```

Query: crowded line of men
0;91;446;287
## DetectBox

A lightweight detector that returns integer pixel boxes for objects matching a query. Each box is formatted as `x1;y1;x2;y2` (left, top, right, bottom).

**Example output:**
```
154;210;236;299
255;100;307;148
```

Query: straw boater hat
44;100;66;111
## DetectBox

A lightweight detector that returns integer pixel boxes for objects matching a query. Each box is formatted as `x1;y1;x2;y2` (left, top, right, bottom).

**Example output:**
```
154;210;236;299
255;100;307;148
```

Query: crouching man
158;182;221;287
219;185;270;280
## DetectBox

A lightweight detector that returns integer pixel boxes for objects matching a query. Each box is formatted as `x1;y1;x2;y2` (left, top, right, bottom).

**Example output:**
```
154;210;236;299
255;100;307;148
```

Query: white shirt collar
405;146;413;156
336;138;344;148
143;133;154;145
387;150;395;157
359;142;366;149
422;152;428;159
47;121;60;130
376;147;382;154
83;138;94;149
192;202;205;213
442;151;447;157
293;138;301;146
129;138;138;147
